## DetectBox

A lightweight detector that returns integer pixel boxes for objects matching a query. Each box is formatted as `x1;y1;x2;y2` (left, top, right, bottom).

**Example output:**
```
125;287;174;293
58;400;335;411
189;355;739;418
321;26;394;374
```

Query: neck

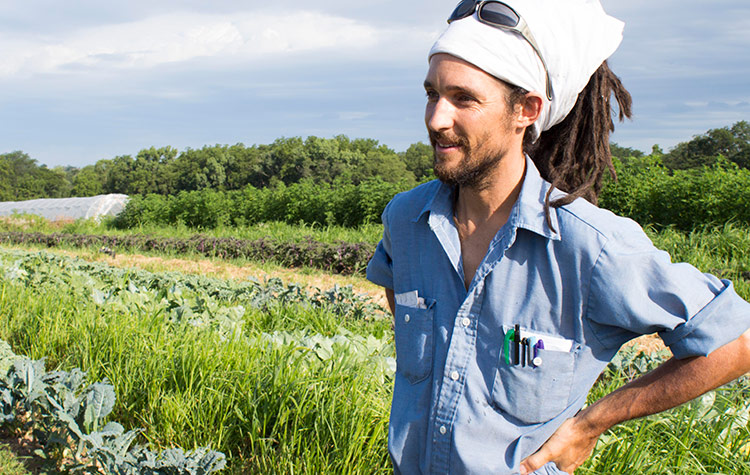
454;151;526;230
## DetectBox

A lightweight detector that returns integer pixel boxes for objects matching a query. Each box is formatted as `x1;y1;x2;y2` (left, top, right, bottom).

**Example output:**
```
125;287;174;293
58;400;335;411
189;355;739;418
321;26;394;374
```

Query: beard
431;131;506;191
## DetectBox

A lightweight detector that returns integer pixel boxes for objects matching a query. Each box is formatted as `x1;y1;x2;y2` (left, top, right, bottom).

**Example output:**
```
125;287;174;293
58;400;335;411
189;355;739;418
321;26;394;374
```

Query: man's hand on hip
519;415;600;474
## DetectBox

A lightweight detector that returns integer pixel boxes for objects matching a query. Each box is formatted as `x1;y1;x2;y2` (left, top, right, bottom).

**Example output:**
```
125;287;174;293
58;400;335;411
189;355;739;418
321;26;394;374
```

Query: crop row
7;242;374;300
0;248;394;472
4;222;750;290
0;231;375;276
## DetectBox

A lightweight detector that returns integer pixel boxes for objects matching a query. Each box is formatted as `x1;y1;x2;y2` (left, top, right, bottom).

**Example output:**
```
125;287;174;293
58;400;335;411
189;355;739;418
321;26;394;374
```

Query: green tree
173;146;228;191
0;151;70;200
131;146;178;194
0;159;11;200
400;142;434;180
609;142;644;162
305;136;344;183
104;154;135;194
355;148;416;186
104;147;177;195
224;144;267;190
267;137;311;184
72;162;108;196
663;121;750;170
44;167;71;198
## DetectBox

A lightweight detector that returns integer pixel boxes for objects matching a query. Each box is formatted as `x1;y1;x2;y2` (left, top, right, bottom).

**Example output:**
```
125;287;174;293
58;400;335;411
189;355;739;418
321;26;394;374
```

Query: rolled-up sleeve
585;231;750;358
366;203;394;289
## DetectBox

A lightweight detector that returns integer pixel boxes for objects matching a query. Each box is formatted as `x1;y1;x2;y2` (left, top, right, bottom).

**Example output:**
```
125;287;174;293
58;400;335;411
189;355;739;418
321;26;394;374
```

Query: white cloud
0;10;433;78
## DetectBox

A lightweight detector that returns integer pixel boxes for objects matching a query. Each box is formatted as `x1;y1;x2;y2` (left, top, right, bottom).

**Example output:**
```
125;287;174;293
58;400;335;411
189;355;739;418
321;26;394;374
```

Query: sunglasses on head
448;0;553;101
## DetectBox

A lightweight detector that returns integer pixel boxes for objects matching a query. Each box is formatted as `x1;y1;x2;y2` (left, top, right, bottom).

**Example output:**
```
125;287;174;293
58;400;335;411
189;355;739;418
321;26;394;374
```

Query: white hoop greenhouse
0;194;129;221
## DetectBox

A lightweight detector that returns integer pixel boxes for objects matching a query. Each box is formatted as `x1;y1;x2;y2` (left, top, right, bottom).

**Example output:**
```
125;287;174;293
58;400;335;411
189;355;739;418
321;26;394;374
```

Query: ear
514;92;544;129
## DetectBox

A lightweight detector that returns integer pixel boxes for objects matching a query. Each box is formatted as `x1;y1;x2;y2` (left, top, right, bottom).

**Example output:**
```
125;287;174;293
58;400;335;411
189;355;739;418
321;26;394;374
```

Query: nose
425;97;455;133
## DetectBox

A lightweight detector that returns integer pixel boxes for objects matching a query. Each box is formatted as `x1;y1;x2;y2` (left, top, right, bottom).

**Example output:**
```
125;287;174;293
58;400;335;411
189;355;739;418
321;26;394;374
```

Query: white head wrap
429;0;624;140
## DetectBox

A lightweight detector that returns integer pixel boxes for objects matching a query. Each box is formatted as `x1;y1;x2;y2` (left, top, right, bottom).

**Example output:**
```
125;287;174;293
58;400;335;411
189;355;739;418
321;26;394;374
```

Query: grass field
0;218;749;473
0;215;384;245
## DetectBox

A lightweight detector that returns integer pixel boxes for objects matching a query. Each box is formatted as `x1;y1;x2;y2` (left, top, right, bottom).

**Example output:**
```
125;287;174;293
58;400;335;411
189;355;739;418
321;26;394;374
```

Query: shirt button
461;317;471;327
404;314;410;323
439;425;447;435
450;371;460;381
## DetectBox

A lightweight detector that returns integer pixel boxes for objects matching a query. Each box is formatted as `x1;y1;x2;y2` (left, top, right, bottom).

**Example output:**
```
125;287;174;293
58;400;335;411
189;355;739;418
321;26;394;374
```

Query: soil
0;430;52;474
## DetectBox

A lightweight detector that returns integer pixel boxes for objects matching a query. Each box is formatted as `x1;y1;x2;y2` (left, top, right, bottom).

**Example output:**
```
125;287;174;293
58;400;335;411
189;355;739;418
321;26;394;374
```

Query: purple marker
532;339;544;367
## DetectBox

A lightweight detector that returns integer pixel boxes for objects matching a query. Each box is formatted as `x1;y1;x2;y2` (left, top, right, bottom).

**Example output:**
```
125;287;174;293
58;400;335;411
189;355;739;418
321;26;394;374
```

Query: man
365;0;750;474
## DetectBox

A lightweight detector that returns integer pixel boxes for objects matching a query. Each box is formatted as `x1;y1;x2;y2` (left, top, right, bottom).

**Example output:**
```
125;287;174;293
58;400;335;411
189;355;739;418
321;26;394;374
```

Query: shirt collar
413;155;561;241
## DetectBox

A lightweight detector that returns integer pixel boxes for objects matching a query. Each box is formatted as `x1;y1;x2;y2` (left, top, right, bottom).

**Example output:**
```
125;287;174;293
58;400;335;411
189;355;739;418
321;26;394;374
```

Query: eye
456;93;476;103
425;90;439;101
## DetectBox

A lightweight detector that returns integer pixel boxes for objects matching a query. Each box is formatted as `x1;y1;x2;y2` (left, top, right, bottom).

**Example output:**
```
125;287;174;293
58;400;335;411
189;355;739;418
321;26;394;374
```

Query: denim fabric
366;156;750;474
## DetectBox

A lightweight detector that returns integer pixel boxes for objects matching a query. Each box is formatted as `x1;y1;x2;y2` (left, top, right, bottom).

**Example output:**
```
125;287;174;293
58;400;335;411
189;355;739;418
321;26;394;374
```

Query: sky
1;0;748;169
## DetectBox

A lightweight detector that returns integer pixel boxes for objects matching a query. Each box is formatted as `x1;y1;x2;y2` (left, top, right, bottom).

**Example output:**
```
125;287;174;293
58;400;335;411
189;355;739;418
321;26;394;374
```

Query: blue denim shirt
366;156;750;475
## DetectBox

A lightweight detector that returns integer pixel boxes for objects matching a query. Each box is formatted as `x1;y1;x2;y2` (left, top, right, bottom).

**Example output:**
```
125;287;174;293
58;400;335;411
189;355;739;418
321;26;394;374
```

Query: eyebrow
423;80;481;98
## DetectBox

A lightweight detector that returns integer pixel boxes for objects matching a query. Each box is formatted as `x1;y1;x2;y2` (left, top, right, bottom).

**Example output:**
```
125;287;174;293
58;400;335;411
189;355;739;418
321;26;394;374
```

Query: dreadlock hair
509;60;633;230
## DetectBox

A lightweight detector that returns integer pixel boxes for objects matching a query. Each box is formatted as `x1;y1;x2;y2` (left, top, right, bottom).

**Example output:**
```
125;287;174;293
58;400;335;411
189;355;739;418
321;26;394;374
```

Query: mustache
429;131;468;148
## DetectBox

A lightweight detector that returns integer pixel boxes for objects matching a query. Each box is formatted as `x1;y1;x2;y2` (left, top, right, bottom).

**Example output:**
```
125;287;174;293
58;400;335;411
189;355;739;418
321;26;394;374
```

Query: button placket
430;280;490;473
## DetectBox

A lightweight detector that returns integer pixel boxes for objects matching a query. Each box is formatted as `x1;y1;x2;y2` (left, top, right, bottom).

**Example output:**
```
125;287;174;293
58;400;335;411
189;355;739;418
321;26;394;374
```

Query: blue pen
533;339;544;367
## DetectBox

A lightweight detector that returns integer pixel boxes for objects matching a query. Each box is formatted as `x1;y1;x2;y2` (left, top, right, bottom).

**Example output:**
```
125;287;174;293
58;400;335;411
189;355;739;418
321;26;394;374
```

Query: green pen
503;329;515;365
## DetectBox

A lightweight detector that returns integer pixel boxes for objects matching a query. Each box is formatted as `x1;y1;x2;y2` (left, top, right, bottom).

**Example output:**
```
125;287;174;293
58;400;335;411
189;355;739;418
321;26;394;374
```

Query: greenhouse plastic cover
0;194;129;221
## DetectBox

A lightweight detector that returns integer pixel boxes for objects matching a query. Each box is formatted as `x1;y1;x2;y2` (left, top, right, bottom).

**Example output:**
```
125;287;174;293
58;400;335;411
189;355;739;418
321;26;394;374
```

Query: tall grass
0;279;392;473
0;445;30;475
1;224;748;473
4;273;748;473
583;350;750;474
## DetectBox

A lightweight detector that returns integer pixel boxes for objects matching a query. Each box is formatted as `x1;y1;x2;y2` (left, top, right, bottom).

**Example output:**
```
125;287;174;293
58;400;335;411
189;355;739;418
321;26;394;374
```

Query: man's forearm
576;329;750;438
521;329;750;474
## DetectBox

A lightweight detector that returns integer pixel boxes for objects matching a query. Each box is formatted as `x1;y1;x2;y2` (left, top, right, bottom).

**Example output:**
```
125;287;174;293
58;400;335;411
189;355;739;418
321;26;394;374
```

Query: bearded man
366;1;750;474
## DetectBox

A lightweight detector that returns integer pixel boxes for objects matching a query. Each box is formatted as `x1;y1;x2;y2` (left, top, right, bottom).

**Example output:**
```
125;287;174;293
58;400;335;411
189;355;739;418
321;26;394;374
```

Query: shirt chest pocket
490;331;578;425
394;298;435;384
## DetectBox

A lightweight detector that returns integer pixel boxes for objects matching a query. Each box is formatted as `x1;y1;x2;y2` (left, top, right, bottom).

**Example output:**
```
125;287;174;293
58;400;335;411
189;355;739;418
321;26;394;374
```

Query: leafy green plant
0;356;226;474
600;156;750;230
110;178;410;230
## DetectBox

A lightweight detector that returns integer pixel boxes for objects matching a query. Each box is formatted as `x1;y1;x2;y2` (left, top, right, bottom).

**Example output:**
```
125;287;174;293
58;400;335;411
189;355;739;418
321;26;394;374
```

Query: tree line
0;136;433;201
1;121;748;202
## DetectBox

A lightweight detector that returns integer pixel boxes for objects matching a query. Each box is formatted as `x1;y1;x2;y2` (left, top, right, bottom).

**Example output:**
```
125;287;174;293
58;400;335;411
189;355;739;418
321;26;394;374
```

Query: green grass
1;222;749;473
583;361;750;474
0;445;32;475
0;255;392;473
0;214;384;245
3;270;747;473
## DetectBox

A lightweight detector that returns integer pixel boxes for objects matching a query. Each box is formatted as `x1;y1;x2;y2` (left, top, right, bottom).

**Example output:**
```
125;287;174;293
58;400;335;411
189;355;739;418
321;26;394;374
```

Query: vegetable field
0;248;393;473
1;221;749;472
